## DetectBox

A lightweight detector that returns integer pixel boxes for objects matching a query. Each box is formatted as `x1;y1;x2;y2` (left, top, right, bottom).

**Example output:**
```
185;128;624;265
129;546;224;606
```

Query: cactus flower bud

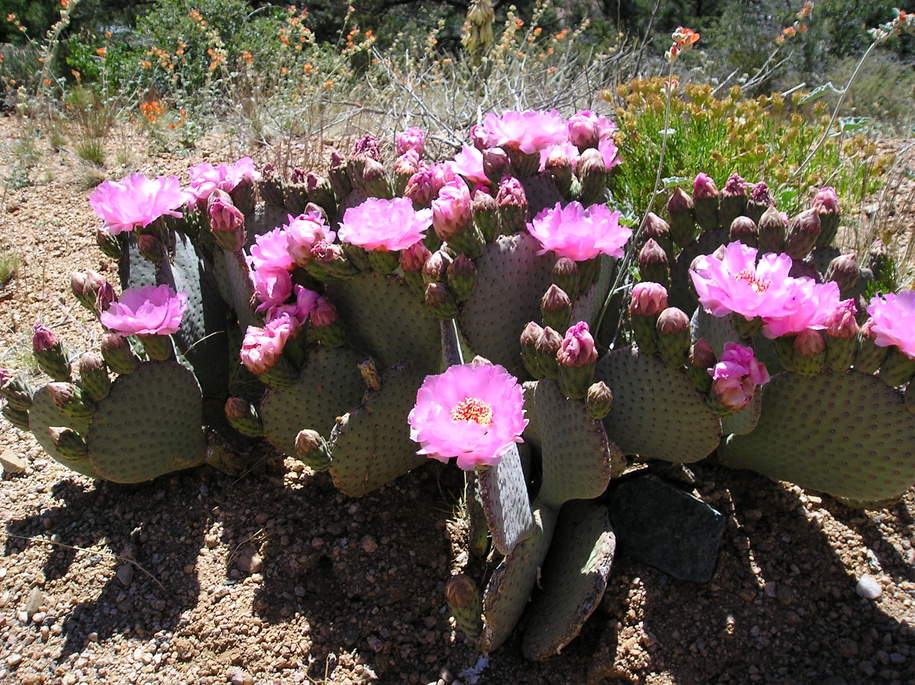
101;333;139;374
352;134;381;160
520;321;546;378
95;282;116;315
294;429;331;471
812;186;840;246
642;212;674;255
137;233;163;264
854;319;887;374
719;173;748;228
535;326;562;379
656;307;691;368
728;216;758;248
666;187;696;247
433;183;482;256
791;328;826;377
688;337;716;391
95;227;122;259
207;189;245;251
308;296;345;347
445;574;483;640
48;427;88;460
824;299;859;340
693;172;718;200
306;241;359;281
47;382;95;420
32;324;71;381
447;254;477;302
393;150;422;195
540;284;572;332
785;209;821;259
404;169;437;207
362;157;392;198
692;173;720;232
825;253;860;299
495;175;527;234
422;250;453;285
638;238;670;287
745;182;774;223
70;271;90;309
423;282;459;319
471;188;499;242
628;282;668;317
400;241;432;273
551;257;581;301
557;321;597;399
708;342;769;414
482;147;511;183
0;370;33;412
586;380;613;419
224;397;264;437
756;205;788;255
577;148;608;204
78;351;110;401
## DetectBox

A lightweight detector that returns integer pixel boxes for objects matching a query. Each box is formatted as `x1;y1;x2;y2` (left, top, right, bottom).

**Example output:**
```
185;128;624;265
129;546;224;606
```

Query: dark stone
608;474;725;582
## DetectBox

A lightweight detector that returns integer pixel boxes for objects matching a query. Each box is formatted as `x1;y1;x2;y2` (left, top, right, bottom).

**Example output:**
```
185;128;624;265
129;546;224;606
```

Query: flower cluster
690;242;841;338
89;174;190;235
665;26;700;63
188;157;260;202
709;342;769;412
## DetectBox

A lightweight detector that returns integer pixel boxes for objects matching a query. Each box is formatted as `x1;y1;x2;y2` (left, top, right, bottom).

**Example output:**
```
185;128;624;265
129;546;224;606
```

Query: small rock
764;582;777;598
116;564;134;587
235;551;262;575
25;587;44;618
360;535;379;555
6;653;22;668
0;451;27;474
205;534;219;549
856;574;882;599
227;666;254;685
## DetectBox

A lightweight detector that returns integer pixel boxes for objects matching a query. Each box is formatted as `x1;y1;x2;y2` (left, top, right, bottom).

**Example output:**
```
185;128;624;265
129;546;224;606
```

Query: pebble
0;451;27;474
116;564;134;587
361;535;379;554
227;666;254;685
856;574;882;599
25;587;44;618
6;653;22;668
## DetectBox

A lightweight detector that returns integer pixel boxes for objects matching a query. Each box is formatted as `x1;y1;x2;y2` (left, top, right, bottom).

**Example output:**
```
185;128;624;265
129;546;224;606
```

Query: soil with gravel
0;115;913;685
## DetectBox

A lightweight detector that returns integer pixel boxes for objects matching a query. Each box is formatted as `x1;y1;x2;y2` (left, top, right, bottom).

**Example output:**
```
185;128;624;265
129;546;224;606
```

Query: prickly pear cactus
27;387;97;478
719;371;915;502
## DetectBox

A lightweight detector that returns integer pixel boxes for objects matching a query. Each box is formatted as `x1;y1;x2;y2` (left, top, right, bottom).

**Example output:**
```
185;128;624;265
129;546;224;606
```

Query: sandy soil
0;115;913;685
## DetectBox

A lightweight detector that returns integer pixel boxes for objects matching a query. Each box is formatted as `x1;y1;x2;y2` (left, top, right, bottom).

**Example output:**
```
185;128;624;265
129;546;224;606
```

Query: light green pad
527;379;621;509
328;364;426;497
720;392;762;436
326;273;441;373
459;233;555;378
28;386;97;478
477;444;535;556
719;371;915;502
260;346;366;456
596;346;720;463
87;361;206;483
480;503;558;654
522;500;616;661
212;249;259;330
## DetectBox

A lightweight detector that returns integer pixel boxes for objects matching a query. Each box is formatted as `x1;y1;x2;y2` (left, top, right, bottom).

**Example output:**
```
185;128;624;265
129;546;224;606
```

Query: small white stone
856;574;882;599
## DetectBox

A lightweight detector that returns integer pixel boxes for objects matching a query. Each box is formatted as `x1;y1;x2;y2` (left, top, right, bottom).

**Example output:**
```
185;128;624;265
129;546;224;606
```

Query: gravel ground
0;115;913;684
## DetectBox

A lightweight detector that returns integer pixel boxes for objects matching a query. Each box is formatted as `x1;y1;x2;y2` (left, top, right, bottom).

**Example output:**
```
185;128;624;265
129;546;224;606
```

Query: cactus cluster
2;110;913;660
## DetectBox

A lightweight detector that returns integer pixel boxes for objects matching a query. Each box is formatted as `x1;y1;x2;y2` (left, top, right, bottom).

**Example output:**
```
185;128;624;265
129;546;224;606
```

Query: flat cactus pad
527;379;621;509
596;346;720;463
719;371;915;502
521;500;616;660
459;233;555;378
260;346;366;456
477;444;535;556
328;364;426;497
87;361;206;483
28;386;97;478
720;391;762;436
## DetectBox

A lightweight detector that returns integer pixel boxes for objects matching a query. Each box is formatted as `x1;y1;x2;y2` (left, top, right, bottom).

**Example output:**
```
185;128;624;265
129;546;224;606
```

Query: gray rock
0;451;26;474
116;564;134;587
608;474;725;582
24;587;43;618
855;574;882;599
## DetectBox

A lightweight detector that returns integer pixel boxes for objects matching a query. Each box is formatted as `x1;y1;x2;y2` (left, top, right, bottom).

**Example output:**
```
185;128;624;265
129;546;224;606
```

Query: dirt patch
1;115;913;684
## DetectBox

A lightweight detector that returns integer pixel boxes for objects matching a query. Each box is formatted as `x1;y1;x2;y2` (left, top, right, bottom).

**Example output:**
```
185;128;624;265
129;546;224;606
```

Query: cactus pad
521;501;616;660
260;346;366;455
28;387;97;478
596;346;720;463
569;255;615;330
477;444;535;556
480;503;558;654
719;371;915;502
326;273;441;373
720;391;762;436
690;307;740;356
459;233;555;377
212;249;259;330
526;379;621;509
520;175;563;216
87;361;206;483
669;228;726;313
328;363;426;496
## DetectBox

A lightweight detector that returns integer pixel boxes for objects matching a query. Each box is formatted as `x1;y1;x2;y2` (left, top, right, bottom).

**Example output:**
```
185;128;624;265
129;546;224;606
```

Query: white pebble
856;574;882;599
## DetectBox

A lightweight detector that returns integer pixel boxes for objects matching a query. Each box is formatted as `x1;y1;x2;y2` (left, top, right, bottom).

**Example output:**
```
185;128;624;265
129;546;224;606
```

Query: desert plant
0;251;20;285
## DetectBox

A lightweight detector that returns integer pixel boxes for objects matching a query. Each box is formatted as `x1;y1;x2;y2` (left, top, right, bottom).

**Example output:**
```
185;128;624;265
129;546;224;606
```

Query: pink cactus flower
407;361;528;471
450;146;489;186
240;316;293;375
188;158;259;201
628;282;669;316
393;150;423;177
32;323;59;353
598;138;621;171
709;342;769;411
352;135;381;160
749;182;773;206
247;227;294;272
812;186;839;215
527;202;632;261
557;321;598;367
469;124;487;150
567;110;617;149
480;110;569;154
404;167;438;206
432;182;472;241
690;242;795;321
824;299;859;339
496;175;526;207
396;127;426;156
723;173;746;197
89;173;189;235
266;285;319;327
285;211;335;266
865;290;915;358
100;284;187;336
538;142;580;173
252;267;293;313
338;197;432;251
760;279;841;338
693;172;719;199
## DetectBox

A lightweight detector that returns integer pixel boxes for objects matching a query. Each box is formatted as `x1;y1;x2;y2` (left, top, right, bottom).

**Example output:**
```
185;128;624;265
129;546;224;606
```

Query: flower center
451;397;494;426
734;268;770;294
